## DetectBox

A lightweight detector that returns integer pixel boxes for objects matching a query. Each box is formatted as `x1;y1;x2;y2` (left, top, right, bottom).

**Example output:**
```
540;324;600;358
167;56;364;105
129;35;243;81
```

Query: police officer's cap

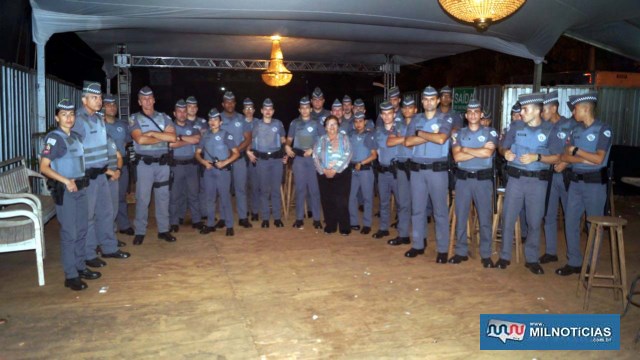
567;95;578;111
56;99;75;110
354;98;365;107
186;96;198;104
175;99;187;108
354;111;366;120
482;110;492;119
380;101;394;111
402;95;415;107
332;99;343;109
262;98;274;108
543;91;559;106
570;91;597;106
138;86;153;96
440;85;453;95
342;95;352;104
223;91;236;101
243;98;254;107
312;87;324;99
518;92;545;106
511;102;521;113
422;86;438;97
83;81;102;95
299;96;311;106
388;86;401;98
103;94;116;104
466;98;481;110
208;108;221;119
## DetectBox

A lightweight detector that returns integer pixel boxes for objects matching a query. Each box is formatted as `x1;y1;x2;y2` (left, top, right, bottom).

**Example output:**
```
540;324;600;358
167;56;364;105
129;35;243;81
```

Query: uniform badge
42;143;52;155
46;138;57;146
186;130;192;136
431;124;439;132
537;133;547;142
307;126;314;132
215;135;221;141
235;122;241;127
587;134;596;142
446;117;452;123
117;127;123;133
228;135;233;140
490;130;497;137
111;143;117;149
128;117;135;126
603;130;611;138
557;132;567;139
478;135;486;142
272;127;278;132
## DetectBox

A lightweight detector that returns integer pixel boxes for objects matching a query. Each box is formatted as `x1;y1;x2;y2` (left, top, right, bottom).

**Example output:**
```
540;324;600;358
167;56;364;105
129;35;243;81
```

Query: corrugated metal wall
598;87;640;146
0;62;81;166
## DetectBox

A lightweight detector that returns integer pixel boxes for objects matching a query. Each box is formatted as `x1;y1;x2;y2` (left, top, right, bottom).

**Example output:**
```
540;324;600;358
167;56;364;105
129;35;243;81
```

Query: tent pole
36;43;46;133
106;77;111;94
533;61;543;92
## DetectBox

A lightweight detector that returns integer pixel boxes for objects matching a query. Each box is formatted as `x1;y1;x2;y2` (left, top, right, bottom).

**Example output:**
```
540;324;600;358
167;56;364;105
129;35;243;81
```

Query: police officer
342;95;355;124
498;93;563;274
40;99;101;290
103;94;133;241
404;86;453;262
329;99;347;133
450;99;498;267
242;98;260;221
540;91;576;264
556;92;612;276
105;132;124;248
373;101;400;239
221;91;253;228
376;86;401;127
310;87;331;124
438;86;464;130
348;111;378;234
247;99;286;228
386;95;416;246
285;96;324;229
169;99;202;232
196;108;240;235
186;95;209;222
129;86;177;245
73;82;130;267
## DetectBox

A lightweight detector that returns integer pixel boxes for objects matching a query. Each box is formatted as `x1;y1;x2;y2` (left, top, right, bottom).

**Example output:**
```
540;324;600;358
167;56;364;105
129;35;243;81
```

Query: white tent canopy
29;0;640;130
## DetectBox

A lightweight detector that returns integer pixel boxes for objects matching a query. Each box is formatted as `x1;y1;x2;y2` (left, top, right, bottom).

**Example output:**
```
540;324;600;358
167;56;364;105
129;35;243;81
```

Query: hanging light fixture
438;0;526;32
262;35;292;87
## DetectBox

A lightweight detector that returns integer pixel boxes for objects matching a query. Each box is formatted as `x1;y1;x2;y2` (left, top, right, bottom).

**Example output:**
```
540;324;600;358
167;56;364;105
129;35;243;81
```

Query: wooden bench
0;157;55;286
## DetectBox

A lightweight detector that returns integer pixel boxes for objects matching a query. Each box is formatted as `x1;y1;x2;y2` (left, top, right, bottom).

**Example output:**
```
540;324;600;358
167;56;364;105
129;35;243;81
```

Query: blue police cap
342;95;352;104
543;91;559;105
208;108;221;118
422;86;438;97
402;95;415;107
466;98;481;110
175;99;187;108
262;98;274;108
379;101;393;111
482;110;492;119
56;99;75;110
331;99;342;108
243;98;254;107
354;98;365;107
299;96;311;106
354;111;366;119
570;91;597;106
518;92;545;106
103;94;116;104
138;86;153;96
440;85;452;95
511;102;521;113
83;81;102;95
567;95;578;111
223;91;235;101
186;96;198;104
388;86;400;98
312;87;324;99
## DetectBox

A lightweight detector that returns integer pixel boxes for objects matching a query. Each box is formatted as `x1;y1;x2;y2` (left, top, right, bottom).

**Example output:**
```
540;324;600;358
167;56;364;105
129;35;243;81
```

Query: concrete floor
1;196;639;359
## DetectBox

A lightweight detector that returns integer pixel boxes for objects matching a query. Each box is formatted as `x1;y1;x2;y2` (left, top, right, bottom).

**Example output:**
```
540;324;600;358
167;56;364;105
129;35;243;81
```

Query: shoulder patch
490;130;497;137
228;134;234;140
46;137;57;146
557;131;567;139
537;133;547;142
603;130;611;138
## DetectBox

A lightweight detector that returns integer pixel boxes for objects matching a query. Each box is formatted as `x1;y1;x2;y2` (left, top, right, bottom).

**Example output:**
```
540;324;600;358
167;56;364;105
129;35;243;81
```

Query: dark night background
2;0;639;124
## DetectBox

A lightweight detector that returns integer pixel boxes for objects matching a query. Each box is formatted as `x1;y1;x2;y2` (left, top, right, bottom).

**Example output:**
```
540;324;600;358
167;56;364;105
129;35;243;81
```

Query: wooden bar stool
491;188;523;263
578;216;628;311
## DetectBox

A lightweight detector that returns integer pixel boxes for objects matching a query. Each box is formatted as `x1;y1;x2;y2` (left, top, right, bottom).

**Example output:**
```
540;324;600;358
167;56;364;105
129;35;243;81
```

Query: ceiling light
438;0;526;32
262;36;292;87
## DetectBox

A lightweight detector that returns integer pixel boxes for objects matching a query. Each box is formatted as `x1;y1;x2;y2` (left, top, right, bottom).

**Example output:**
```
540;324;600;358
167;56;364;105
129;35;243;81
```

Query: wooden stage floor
1;197;639;359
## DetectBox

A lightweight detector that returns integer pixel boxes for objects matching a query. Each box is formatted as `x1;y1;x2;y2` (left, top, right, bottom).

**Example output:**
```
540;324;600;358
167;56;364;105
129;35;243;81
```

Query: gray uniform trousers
454;178;493;258
410;169;449;252
231;157;249;219
134;162;171;235
203;167;233;227
257;158;283;220
543;172;568;255
170;163;201;225
247;160;260;214
198;174;208;220
377;171;398;231
116;166;132;230
85;174;118;259
349;168;374;227
395;167;412;238
293;156;321;221
57;189;88;279
565;181;606;267
108;175;118;224
500;176;547;262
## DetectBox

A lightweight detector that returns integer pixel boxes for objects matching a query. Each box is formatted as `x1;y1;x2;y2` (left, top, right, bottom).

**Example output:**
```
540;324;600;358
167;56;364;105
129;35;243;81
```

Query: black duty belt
409;160;449;172
85;166;108;180
377;164;395;173
74;177;90;190
506;166;551;181
349;162;372;171
395;161;410;171
135;154;170;166
173;158;197;165
456;168;493;180
292;148;307;157
568;168;607;184
254;149;284;160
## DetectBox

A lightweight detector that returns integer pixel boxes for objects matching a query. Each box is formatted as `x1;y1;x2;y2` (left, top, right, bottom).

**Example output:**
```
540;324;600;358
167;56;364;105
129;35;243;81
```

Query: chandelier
262;35;292;87
438;0;526;32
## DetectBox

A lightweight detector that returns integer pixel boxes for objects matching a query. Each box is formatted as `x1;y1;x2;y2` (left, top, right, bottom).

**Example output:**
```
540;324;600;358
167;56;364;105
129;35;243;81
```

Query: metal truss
114;54;396;74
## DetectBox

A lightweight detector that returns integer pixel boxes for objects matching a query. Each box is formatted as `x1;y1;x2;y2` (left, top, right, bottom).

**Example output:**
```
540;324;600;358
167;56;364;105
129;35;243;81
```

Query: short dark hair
324;115;339;127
